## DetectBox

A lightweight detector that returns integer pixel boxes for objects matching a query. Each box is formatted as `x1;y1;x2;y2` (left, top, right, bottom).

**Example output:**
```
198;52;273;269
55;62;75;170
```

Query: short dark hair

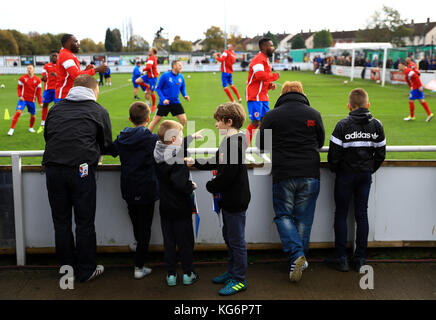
214;102;246;129
259;37;271;50
73;74;98;90
151;47;157;55
349;88;369;109
61;34;74;47
171;60;180;68
51;50;58;54
129;101;150;125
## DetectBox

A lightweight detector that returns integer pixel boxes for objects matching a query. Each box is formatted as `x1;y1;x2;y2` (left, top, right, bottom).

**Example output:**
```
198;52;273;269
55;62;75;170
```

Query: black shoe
325;256;349;272
134;96;140;100
351;257;366;272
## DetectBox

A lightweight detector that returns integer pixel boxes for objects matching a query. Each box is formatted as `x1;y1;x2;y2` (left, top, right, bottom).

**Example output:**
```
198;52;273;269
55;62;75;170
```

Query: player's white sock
40;120;45;126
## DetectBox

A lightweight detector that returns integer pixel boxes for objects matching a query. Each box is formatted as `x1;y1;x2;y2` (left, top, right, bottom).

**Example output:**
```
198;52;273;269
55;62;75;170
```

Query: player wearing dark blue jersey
132;61;146;100
148;60;190;132
104;66;111;86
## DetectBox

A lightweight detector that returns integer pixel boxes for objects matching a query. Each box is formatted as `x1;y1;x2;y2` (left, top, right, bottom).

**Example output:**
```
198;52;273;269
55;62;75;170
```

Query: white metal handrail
1;145;436;266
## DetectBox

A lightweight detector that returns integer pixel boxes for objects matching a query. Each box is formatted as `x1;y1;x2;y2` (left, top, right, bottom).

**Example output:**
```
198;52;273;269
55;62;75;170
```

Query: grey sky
1;0;434;45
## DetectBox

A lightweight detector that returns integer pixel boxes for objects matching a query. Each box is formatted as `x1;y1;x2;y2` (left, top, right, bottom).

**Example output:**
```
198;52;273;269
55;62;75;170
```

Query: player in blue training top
104;65;111;86
132;60;147;100
147;60;190;132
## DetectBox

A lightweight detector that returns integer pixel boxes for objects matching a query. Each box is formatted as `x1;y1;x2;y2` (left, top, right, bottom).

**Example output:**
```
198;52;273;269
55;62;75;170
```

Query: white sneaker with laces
134;266;152;279
28;127;36;133
85;265;104;282
7;128;14;136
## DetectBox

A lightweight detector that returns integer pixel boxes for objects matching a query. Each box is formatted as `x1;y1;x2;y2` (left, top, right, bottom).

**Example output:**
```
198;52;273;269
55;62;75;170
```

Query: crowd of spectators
313;54;436;71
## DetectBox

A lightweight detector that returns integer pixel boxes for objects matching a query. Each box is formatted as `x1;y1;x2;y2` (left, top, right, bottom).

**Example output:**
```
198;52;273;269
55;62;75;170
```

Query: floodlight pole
382;47;388;87
350;49;355;82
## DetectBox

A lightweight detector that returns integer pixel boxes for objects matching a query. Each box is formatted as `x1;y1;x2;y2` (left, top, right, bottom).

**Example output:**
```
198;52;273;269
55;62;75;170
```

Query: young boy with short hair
191;102;251;296
327;88;386;272
153;120;202;286
110;101;159;279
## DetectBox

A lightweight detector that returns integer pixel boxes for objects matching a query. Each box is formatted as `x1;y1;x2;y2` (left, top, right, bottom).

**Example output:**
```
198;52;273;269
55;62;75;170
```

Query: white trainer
128;241;137;252
85;265;104;282
7;128;14;136
134;266;152;279
28;128;36;133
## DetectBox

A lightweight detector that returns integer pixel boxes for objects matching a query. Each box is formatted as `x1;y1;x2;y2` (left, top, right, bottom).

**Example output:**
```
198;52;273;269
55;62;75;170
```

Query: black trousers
127;202;155;268
160;214;194;275
45;165;97;282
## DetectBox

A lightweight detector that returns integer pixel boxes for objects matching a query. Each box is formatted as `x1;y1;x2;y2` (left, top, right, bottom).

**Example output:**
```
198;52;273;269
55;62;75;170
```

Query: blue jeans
272;178;320;263
334;172;372;259
222;210;247;282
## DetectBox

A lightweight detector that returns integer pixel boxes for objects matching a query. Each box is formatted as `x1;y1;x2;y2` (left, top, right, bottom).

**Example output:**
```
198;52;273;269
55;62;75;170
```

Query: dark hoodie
328;107;386;173
257;92;325;181
111;126;159;205
153;137;195;219
195;132;251;213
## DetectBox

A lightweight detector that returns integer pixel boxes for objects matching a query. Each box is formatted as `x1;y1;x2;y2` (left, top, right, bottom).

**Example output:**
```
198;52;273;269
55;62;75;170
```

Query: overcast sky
1;0;434;45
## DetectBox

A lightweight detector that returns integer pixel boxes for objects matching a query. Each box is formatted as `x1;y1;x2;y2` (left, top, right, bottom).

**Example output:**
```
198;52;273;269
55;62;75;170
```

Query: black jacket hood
117;126;155;146
274;92;311;109
348;108;373;125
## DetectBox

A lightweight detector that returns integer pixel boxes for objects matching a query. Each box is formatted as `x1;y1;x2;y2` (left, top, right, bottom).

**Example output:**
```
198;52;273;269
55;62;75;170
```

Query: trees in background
356;6;414;46
313;30;333;48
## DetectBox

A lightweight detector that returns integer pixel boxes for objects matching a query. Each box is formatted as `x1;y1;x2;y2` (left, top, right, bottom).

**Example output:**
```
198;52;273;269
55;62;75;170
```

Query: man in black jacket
257;81;324;283
43;74;113;283
327;88;385;272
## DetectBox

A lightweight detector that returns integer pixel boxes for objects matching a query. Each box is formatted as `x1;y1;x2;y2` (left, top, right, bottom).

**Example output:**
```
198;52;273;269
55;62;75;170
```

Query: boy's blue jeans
222;210;247;282
272;178;320;264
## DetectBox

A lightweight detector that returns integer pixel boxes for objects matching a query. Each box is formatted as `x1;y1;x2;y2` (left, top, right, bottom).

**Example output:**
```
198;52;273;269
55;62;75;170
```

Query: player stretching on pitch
38;51;58;133
147;60;190;132
214;44;242;103
136;48;159;113
245;37;280;145
8;65;42;136
398;62;434;122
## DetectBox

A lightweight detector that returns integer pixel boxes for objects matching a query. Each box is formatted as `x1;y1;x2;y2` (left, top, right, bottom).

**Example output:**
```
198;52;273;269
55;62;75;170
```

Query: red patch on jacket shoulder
307;120;316;127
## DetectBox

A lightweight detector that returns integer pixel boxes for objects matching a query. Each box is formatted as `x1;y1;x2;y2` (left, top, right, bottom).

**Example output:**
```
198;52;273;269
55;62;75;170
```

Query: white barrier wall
16;164;436;250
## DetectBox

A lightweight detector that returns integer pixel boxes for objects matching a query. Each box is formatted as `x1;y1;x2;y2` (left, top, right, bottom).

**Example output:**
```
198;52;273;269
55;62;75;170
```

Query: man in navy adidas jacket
327;88;386;273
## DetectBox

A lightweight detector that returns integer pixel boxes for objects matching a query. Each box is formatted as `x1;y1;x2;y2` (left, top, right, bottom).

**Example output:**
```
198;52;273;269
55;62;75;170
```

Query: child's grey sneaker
134;266;152;279
167;273;177;286
183;272;199;285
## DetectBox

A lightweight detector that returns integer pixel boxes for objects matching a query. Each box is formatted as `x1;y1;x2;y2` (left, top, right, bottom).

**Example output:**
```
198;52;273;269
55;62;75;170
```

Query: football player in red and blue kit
214;44;242;103
8;65;42;136
136;48;159;113
398;62;433;122
38;51;58;133
245;38;280;145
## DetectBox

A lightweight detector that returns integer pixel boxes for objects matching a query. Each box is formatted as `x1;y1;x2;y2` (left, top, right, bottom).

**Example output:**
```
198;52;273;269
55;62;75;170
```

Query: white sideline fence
1;146;436;266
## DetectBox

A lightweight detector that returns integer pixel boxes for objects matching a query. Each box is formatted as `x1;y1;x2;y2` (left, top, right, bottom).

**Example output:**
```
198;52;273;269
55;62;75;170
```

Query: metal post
351;49;355;82
11;153;26;266
382;47;388;87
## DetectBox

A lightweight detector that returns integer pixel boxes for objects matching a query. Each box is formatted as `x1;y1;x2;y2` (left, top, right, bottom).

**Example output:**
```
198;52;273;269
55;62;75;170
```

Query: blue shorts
42;89;56;104
55;98;63;104
409;89;424;100
16;100;36;115
247;101;270;121
133;79;146;91
141;75;157;91
221;72;233;87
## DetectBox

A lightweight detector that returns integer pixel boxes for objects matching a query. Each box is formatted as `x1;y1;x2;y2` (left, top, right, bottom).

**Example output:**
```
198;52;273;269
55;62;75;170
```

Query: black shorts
104;74;111;79
156;104;185;117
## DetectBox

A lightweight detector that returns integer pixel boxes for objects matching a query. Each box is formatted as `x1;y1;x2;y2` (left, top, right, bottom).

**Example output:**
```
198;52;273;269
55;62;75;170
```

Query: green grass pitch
0;70;435;165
